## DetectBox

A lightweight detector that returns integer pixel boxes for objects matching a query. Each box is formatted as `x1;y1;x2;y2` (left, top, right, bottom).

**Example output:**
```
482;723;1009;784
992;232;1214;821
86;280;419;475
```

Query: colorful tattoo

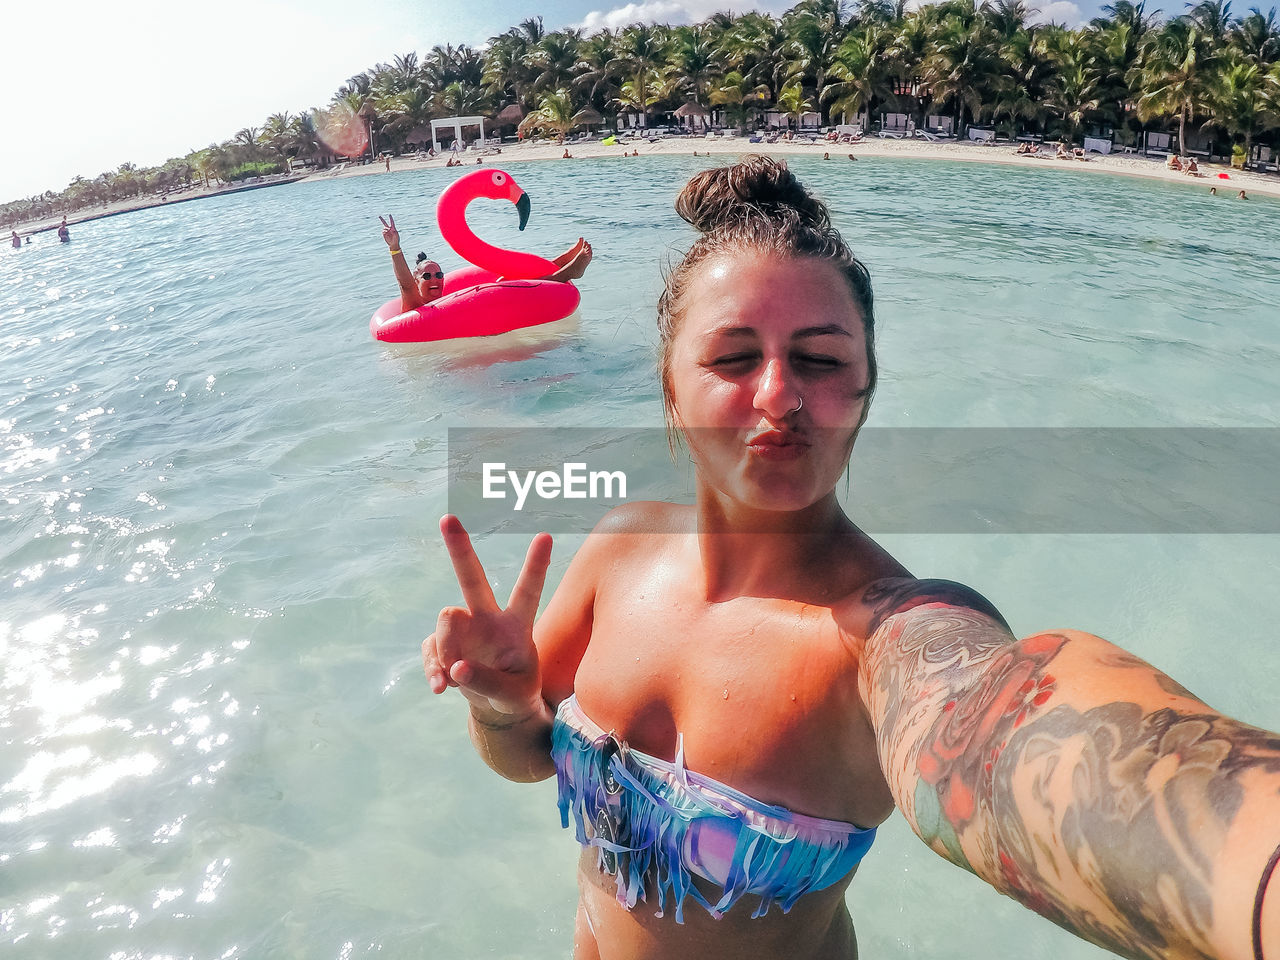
864;587;1280;960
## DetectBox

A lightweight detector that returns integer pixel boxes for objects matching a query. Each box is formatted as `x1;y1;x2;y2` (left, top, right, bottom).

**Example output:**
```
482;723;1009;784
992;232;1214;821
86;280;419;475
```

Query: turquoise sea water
2;156;1278;959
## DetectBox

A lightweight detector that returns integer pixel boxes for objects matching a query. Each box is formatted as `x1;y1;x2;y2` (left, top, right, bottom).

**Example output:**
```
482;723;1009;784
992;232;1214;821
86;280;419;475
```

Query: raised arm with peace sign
424;515;553;722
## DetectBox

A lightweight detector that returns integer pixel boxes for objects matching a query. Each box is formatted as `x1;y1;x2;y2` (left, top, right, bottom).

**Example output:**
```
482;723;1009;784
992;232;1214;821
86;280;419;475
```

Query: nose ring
788;396;804;415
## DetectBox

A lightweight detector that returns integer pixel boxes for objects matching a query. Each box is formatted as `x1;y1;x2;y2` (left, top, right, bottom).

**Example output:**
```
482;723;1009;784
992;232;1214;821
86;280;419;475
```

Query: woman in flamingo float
372;169;592;343
379;215;591;313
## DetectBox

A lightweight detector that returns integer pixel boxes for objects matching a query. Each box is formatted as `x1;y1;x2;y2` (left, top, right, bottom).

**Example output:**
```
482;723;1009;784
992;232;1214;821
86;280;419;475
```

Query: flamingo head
468;169;531;231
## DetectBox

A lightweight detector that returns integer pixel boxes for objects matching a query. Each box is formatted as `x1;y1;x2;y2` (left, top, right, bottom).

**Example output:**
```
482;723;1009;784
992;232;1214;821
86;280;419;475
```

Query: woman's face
416;261;444;302
667;249;870;514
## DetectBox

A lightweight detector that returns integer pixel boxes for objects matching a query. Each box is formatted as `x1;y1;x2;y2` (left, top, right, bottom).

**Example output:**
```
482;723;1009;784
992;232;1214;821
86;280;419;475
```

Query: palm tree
719;12;792;101
668;25;725;106
519;89;578;139
1186;0;1236;50
989;25;1057;137
612;23;670;128
1135;18;1216;151
533;31;584;95
1045;35;1104;143
919;7;1003;134
777;81;817;130
782;0;855;121
438;81;491;117
710;69;772;132
1091;0;1163;37
1208;54;1274;160
262;112;296;159
1231;7;1280;65
574;30;623;114
614;70;671;127
825;24;896;124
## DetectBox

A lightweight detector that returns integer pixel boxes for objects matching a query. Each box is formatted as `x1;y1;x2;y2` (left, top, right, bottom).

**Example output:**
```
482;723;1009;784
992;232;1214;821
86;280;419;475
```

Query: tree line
5;0;1278;229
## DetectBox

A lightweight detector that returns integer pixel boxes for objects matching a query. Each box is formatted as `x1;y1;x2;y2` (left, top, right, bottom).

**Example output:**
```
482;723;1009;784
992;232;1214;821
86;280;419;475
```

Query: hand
423;516;553;721
379;214;401;251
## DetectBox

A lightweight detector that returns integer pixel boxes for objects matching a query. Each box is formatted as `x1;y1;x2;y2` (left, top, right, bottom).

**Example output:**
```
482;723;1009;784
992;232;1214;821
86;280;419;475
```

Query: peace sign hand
379;214;401;251
423;516;553;722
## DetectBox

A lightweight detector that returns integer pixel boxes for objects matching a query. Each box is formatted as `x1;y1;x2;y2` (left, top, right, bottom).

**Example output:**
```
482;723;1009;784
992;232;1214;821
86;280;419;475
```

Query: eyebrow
711;324;854;339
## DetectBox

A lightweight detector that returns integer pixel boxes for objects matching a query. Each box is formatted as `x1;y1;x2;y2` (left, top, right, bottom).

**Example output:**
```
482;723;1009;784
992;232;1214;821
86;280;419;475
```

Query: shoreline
306;134;1280;201
13;136;1274;236
11;175;309;236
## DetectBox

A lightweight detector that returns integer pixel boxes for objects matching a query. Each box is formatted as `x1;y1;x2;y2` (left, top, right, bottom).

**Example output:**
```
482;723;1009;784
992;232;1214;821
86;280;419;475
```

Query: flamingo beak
515;192;530;231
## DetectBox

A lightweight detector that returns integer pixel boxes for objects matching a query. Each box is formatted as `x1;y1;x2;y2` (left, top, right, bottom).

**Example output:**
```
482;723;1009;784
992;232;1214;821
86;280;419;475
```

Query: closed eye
795;353;845;369
706;353;758;368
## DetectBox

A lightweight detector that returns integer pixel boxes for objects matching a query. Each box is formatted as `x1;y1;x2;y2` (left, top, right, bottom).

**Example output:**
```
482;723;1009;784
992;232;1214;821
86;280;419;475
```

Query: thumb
450;659;534;706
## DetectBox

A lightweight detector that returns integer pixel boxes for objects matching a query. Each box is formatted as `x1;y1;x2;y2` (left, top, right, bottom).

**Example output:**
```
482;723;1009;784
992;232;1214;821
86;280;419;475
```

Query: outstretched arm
854;577;1280;960
379;214;424;311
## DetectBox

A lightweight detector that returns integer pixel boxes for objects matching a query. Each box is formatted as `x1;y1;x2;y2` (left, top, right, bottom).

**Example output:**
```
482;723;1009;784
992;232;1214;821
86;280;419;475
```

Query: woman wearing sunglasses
379;213;592;313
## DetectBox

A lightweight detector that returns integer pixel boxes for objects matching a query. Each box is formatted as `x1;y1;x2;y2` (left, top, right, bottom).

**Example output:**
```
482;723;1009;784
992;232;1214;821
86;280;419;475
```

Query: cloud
1030;0;1084;27
574;0;775;33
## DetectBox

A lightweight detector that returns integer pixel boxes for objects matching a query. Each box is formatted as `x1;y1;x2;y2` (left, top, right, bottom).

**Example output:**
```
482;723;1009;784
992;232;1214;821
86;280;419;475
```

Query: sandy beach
13;134;1274;236
309;133;1280;201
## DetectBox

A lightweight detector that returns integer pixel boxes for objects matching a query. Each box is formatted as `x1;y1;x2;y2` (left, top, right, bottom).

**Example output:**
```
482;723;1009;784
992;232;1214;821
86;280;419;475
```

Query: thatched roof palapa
406;125;433;144
674;102;710;118
572;106;604;126
495;104;525;125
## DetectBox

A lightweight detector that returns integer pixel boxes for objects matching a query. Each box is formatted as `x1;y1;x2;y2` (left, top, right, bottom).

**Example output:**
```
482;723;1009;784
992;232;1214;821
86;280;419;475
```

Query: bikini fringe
553;716;875;923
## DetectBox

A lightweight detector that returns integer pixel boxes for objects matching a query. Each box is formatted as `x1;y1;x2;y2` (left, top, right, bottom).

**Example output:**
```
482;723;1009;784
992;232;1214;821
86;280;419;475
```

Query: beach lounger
924;116;955;139
1144;132;1172;157
878;113;910;139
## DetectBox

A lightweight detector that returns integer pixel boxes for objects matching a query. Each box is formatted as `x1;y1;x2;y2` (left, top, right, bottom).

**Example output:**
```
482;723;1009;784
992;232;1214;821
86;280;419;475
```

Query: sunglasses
417;270;444;280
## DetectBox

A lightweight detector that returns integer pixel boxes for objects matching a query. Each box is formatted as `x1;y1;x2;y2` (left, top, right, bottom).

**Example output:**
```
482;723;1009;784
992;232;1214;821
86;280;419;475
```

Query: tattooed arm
854;577;1280;960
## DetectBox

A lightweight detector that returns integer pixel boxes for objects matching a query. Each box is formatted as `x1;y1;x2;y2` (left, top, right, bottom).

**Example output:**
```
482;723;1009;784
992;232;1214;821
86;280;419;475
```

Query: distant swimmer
1238;189;1249;200
57;218;70;243
10;230;20;249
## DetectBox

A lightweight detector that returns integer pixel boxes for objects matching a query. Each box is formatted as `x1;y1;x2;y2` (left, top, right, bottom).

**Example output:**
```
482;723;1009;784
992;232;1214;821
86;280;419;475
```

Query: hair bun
674;155;830;234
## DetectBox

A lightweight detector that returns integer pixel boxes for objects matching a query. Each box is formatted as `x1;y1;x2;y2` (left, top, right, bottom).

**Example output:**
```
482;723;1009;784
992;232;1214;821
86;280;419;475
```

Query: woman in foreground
424;157;1280;960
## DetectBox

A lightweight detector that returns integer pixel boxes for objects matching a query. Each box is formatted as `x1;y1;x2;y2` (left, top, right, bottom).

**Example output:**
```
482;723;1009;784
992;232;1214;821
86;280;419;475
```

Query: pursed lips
746;429;809;460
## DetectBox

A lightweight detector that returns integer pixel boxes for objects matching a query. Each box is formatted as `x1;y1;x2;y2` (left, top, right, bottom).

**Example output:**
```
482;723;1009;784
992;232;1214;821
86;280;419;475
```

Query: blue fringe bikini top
551;694;876;923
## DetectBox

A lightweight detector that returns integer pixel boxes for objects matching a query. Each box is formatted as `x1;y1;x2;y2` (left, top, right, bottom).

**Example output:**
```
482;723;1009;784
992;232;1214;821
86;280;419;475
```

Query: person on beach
379;213;592;312
423;156;1280;960
10;231;19;248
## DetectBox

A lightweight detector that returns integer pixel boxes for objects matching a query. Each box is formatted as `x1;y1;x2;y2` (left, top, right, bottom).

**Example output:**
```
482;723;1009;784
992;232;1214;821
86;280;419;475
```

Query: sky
3;0;1121;203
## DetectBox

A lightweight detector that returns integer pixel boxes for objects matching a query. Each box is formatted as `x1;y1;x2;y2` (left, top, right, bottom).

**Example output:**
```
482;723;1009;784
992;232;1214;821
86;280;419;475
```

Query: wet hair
657;155;877;427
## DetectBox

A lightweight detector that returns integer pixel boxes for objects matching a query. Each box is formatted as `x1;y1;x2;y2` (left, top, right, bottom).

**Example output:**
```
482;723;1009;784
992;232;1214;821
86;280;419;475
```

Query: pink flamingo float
370;169;581;343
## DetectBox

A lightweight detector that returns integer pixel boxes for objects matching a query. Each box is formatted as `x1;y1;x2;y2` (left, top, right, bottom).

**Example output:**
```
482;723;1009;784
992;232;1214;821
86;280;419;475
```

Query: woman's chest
572;582;889;824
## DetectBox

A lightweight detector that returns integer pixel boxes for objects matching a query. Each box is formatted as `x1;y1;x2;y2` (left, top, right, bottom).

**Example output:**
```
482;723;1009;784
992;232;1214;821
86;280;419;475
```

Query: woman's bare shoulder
832;573;1011;641
588;500;694;537
861;577;1011;634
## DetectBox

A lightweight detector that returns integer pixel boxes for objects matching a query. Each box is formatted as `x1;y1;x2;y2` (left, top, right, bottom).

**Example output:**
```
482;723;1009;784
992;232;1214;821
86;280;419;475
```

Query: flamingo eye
493;172;506;185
